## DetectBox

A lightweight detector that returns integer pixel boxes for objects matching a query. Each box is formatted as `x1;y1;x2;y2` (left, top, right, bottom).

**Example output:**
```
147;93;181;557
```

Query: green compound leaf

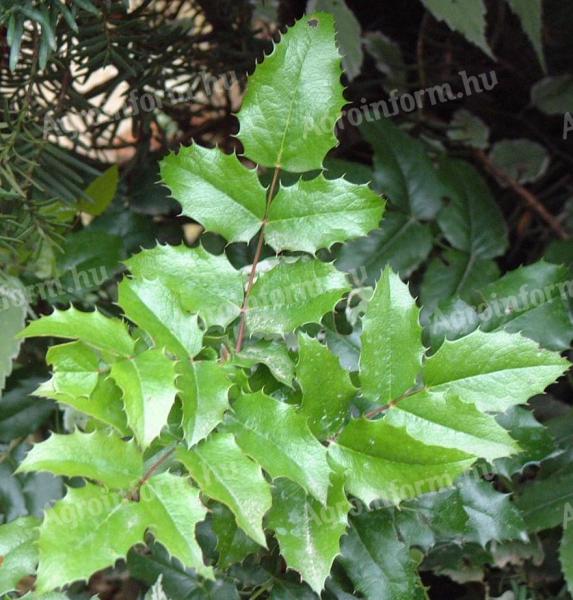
18;430;143;489
423;329;569;412
437;159;508;260
226;391;332;505
360;266;424;404
297;334;356;439
247;260;349;335
118;277;203;359
234;340;295;387
36;483;146;592
43;341;100;399
340;510;428;600
328;419;475;505
268;474;350;594
36;374;128;435
177;432;272;547
160;145;266;243
110;348;178;449
141;472;212;580
420;0;493;59
19;307;135;358
178;360;231;448
125;244;245;328
237;12;345;172
385;391;520;461
0;516;40;595
266;175;384;254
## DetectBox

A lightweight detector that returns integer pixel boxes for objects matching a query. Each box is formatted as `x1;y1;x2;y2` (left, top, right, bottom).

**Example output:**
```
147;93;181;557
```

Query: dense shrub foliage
2;1;573;599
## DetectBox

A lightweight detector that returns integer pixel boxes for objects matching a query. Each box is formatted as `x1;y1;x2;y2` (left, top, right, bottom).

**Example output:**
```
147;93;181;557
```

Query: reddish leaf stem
236;166;282;352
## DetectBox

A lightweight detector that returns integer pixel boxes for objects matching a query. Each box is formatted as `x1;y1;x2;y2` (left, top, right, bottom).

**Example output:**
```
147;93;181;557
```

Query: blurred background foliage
1;0;573;598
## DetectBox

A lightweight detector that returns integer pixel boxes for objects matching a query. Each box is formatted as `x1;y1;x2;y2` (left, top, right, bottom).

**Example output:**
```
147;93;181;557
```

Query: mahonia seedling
6;12;569;597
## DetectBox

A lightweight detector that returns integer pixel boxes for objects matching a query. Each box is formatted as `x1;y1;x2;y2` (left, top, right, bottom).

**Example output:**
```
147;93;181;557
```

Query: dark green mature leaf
560;526;573;594
0;277;28;395
128;542;239;600
19;307;135;358
0;516;40;595
361;119;445;219
531;75;573;115
420;0;493;58
0;376;55;442
308;0;363;80
268;474;349;594
425;298;480;349
339;510;427;600
494;406;555;477
226;392;332;504
329;419;475;505
160;145;266;243
490;139;549;185
336;211;434;283
235;341;295;387
297;334;356;439
423;329;569;412
247;260;349;335
211;504;260;569
385;391;520;461
455;477;527;546
36;483;146;592
125;244;244;328
516;470;573;531
420;249;500;313
447;109;490;149
505;0;545;70
237;13;345;172
141;472;212;579
177;433;271;547
437;159;508;260
55;230;122;297
360;266;423;403
271;579;318;599
476;261;573;351
118;278;203;359
110;348;178;448
18;431;143;489
266;176;384;254
178;361;231;448
0;442;64;524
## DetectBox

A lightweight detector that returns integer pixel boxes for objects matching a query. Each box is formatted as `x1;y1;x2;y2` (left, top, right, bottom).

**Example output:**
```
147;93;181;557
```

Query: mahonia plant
2;12;569;597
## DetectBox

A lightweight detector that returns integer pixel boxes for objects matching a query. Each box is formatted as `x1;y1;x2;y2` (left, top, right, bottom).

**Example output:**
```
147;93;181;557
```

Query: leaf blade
237;13;345;172
177;432;272;547
18;430;143;489
360;266;424;403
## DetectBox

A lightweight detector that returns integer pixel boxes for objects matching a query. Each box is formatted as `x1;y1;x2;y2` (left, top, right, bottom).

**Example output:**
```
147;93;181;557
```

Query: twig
235;166;281;352
474;149;568;240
